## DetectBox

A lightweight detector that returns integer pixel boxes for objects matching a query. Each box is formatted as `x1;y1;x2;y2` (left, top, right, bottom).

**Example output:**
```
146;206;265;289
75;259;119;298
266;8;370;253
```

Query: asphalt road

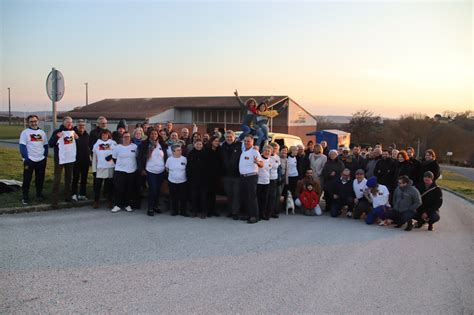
441;164;474;181
1;191;473;314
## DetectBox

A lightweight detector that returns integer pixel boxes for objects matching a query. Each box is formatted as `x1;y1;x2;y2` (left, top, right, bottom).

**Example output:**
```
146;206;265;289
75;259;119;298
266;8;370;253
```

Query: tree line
316;110;474;166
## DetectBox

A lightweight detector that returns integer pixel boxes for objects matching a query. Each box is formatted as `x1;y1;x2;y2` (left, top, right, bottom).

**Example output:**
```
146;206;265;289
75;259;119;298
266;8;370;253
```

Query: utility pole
8;87;11;125
85;82;88;106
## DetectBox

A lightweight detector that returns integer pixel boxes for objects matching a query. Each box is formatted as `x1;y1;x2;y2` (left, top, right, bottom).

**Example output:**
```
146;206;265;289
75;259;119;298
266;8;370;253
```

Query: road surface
1;191;473;313
441;164;474;181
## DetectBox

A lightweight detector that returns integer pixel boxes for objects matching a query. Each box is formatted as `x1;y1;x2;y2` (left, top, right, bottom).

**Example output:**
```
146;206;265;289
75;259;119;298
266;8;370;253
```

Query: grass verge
0;124;23;139
0;147;93;208
438;170;474;200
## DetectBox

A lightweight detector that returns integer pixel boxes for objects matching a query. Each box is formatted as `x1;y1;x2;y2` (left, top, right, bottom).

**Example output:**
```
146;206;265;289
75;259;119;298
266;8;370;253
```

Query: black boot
147;209;154;216
428;223;434;231
405;220;413;231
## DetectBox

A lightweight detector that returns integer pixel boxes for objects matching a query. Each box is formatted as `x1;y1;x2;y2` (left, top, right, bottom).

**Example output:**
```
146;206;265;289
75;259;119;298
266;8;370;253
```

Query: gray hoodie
392;181;422;212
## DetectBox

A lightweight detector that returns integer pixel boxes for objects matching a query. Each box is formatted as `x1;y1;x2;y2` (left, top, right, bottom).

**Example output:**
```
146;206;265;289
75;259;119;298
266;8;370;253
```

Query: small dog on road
286;191;295;215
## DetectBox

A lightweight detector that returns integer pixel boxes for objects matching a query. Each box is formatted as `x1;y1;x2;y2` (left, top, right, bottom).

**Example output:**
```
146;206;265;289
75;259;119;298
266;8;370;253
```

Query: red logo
29;134;43;142
64;136;74;144
98;143;111;150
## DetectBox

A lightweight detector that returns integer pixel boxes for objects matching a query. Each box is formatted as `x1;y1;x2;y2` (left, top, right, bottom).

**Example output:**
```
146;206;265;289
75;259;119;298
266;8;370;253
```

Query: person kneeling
414;171;442;231
385;175;422;231
364;177;390;225
331;168;355;217
299;183;321;216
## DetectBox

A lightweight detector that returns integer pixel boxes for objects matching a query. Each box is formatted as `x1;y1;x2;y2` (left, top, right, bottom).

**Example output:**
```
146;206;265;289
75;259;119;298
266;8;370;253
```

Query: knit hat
423;171;434;179
117;119;127;131
366;176;378;188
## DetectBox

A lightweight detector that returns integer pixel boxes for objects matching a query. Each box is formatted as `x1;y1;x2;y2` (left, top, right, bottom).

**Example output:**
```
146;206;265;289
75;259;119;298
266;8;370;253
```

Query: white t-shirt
239;147;262;175
146;144;166;174
112;143;137;173
58;130;77;165
165;155;187;184
258;156;272;184
19;128;47;162
353;178;368;199
371;184;390;208
94;139;116;169
288;155;298;177
269;154;280;180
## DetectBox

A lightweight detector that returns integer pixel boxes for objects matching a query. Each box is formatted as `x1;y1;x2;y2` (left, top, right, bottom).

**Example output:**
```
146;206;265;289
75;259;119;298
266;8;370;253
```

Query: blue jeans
239;124;264;146
365;206;386;224
146;171;166;210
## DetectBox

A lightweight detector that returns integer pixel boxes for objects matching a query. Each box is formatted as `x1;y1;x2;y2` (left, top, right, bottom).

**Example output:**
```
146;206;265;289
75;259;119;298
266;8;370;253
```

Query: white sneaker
78;195;88;201
125;206;133;212
378;220;386;226
72;194;78;202
346;211;352;218
111;206;121;213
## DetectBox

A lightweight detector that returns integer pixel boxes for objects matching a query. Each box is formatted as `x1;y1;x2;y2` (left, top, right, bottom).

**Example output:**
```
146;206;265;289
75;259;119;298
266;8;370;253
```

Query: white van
234;131;303;148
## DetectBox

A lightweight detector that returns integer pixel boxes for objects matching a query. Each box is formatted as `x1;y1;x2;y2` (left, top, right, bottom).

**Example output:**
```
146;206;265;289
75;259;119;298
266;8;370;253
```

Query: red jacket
300;190;319;209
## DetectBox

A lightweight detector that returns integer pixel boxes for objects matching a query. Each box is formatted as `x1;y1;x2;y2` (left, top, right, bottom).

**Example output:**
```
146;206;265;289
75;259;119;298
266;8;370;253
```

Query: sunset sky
1;0;472;118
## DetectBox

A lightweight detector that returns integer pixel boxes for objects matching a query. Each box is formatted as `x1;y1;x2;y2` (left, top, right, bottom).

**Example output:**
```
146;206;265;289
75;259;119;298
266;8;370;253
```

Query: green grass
438;170;474;200
0;124;23;139
0;147;93;208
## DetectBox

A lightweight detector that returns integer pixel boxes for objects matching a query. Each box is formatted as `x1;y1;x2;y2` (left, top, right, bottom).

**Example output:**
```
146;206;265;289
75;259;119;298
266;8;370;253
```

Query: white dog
286;191;295;215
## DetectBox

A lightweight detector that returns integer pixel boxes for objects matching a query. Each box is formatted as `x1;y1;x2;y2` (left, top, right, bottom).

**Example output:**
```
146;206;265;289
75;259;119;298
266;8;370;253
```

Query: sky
0;0;472;118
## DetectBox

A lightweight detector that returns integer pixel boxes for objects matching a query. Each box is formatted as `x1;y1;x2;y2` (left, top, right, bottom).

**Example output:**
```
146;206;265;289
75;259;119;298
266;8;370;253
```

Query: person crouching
299;183;321;216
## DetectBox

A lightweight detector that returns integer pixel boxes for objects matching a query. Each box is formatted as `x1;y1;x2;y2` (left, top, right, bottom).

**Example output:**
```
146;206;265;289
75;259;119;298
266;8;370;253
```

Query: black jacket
410;157;422;185
396;160;415;180
206;146;222;180
351;154;366;174
186;149;210;186
333;178;355;200
74;128;91;164
374;158;397;191
137;139;168;173
297;154;310;179
89;127;105;151
220;140;242;178
48;124;74;164
420;160;440;182
322;158;345;189
416;183;443;213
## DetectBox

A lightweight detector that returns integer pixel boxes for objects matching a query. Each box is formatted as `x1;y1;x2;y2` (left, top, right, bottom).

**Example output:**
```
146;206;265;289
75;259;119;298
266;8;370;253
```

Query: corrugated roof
62;96;289;120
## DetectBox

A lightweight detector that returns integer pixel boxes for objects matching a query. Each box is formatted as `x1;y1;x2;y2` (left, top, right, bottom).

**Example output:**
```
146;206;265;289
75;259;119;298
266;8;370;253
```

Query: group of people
19;111;443;230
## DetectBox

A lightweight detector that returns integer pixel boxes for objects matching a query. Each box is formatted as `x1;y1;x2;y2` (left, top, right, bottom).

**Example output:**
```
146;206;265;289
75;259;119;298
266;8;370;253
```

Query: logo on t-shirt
99;143;111;150
29;134;43;142
131;150;136;153
181;162;186;166
244;156;249;160
64;136;74;144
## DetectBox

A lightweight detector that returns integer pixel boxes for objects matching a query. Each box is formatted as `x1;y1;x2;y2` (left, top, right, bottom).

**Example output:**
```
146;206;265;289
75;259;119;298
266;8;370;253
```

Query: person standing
309;144;327;187
351;145;366;175
186;139;209;218
365;148;381;178
19;115;48;205
49;116;77;207
406;147;421;185
395;150;415;181
165;145;188;217
91;129;116;209
71;119;91;201
296;144;309;179
279;145;289;215
89;116;108;151
268;142;281;219
320;141;329;157
419;149;440;183
414;171;442;231
220;130;242;220
137;129;168;216
257;145;272;220
239;134;263;224
111;132;137;213
374;149;397;194
321;150;345;212
206;135;222;217
112;119;127;144
287;146;299;198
